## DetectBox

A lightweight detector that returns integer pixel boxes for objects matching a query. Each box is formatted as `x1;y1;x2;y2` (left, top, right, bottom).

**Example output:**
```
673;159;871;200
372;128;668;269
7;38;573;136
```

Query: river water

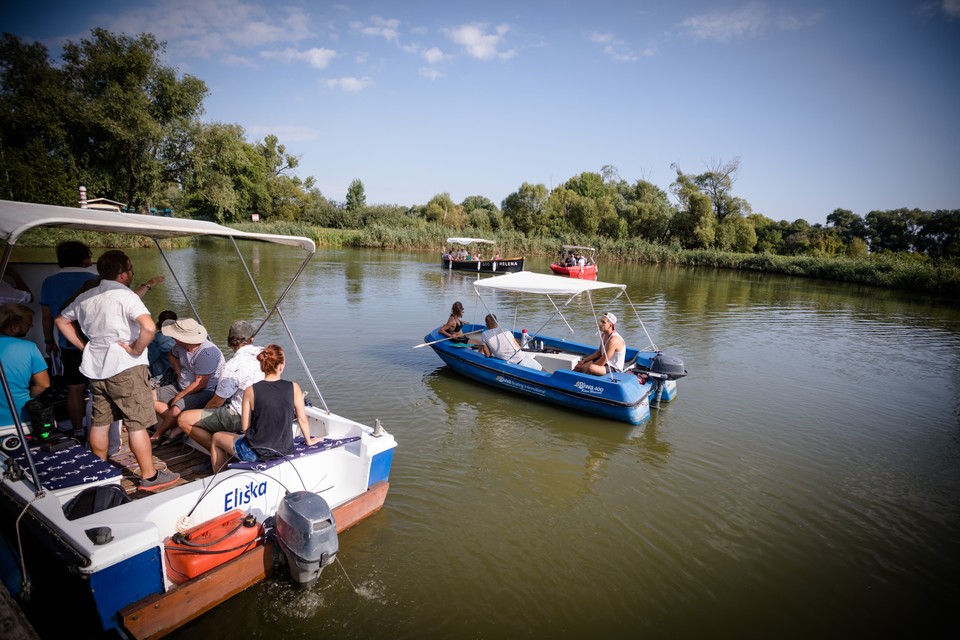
19;243;960;638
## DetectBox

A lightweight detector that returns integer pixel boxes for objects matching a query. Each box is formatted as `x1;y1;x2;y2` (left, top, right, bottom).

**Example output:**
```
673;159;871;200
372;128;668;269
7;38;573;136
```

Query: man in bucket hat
56;250;179;491
149;317;224;446
177;320;264;457
573;311;626;376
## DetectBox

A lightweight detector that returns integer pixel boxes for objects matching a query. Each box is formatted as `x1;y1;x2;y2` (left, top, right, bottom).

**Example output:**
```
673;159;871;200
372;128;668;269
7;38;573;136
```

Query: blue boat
422;272;686;424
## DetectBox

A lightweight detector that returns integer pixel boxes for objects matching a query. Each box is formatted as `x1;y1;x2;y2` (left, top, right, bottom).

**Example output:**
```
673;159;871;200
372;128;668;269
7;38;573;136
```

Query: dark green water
15;243;960;638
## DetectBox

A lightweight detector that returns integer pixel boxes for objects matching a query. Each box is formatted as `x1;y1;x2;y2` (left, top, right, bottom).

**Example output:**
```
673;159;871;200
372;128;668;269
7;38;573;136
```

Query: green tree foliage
0;35;76;204
716;215;758;253
826;208;867;245
60;29;207;210
614;179;674;241
346;179;367;212
670;192;716;248
501;182;548;235
425;192;467;228
462;195;502;230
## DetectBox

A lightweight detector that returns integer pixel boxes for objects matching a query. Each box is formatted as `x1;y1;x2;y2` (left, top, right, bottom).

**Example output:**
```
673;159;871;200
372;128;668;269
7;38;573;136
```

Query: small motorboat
421;272;686;424
550;245;597;279
0;199;397;639
441;237;524;273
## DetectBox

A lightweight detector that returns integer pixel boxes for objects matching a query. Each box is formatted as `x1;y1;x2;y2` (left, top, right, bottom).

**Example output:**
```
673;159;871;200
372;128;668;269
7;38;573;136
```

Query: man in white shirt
479;314;542;370
56;250;179;491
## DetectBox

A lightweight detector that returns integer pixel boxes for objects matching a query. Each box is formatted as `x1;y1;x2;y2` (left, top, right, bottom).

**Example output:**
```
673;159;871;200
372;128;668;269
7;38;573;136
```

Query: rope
14;492;46;600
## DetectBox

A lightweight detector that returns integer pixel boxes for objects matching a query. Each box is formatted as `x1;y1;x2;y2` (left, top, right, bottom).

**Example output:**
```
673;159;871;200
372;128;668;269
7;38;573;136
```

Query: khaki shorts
195;405;242;433
90;365;155;431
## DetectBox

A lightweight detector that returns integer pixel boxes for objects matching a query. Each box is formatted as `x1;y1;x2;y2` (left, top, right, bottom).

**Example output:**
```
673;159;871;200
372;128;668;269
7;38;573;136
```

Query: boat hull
0;409;396;639
550;263;597;279
425;325;666;424
441;257;524;273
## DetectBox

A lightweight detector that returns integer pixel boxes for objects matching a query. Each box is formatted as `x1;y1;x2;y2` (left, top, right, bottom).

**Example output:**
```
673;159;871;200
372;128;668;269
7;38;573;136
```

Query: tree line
1;29;957;262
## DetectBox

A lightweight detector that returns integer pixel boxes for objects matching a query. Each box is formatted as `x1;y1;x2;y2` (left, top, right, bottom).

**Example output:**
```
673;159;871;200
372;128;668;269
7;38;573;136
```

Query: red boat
550;245;597;279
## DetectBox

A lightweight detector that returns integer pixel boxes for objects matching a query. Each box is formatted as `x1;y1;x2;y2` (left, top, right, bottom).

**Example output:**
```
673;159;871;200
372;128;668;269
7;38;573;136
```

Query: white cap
602;312;617;325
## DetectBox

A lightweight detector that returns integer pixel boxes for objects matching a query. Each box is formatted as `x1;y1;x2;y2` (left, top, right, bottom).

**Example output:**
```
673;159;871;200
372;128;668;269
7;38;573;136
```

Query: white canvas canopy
0;200;315;251
560;245;595;252
446;237;496;246
473;271;624;296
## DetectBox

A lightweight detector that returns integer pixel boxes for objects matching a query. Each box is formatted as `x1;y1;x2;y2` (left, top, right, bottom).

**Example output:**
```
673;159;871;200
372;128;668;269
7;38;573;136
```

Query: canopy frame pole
228;237;328;413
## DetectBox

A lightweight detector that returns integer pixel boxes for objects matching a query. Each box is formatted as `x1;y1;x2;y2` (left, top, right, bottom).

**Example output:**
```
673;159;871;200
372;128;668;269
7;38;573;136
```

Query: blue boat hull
425;325;674;425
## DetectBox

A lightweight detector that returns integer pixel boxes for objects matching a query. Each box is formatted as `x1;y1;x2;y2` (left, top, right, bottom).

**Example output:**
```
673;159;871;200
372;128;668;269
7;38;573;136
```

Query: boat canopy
560;245;595;252
446;237;496;246
473;271;624;296
0;200;315;251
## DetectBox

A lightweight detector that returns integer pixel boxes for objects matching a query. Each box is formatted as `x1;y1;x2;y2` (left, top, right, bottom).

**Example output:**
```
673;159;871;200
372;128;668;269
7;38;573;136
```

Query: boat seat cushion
12;441;122;490
227;436;360;471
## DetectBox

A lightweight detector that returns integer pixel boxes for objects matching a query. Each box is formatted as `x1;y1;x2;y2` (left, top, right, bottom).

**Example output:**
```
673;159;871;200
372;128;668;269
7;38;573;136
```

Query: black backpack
63;485;131;520
25;389;57;442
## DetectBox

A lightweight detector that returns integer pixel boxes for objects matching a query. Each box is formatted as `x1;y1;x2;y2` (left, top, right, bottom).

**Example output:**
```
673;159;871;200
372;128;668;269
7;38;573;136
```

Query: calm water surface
24;243;959;638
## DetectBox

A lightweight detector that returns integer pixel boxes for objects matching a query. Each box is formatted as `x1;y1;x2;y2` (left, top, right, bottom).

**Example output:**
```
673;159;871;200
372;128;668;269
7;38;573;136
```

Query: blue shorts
233;436;259;462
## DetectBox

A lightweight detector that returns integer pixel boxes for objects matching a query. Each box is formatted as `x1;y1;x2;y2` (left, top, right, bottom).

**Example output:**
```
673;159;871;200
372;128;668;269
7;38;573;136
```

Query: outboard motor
275;491;339;587
648;352;687;409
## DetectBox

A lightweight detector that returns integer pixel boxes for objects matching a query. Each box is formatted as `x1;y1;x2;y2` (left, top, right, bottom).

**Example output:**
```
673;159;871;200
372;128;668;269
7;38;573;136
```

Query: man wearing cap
574;312;626;376
177;320;264;453
55;250;179;491
150;317;224;445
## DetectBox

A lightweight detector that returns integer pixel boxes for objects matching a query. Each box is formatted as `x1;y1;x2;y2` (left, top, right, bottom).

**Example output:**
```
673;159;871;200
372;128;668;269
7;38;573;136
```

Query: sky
2;0;959;225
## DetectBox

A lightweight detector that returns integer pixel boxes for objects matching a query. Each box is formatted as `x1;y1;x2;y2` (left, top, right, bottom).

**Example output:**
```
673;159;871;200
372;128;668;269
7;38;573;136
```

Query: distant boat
550;244;597;279
441;237;524;273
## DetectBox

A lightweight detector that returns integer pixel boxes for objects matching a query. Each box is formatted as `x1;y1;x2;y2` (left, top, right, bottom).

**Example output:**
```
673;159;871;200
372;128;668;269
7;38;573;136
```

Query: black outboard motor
647;352;687;409
275;491;339;587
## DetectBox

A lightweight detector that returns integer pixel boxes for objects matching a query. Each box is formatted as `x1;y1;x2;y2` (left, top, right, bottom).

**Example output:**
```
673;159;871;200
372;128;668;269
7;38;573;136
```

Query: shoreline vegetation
11;222;960;298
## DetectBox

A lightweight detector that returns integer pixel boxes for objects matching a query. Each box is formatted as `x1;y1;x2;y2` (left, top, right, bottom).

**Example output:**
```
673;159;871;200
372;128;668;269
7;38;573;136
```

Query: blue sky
3;0;959;224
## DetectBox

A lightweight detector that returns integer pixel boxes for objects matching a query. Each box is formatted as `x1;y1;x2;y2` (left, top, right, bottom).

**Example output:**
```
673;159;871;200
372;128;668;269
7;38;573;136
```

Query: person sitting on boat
150;317;225;446
577;254;586;267
574;312;625;376
210;344;319;469
0;303;50;425
178;320;264;454
147;309;178;385
439;301;471;344
478;314;543;370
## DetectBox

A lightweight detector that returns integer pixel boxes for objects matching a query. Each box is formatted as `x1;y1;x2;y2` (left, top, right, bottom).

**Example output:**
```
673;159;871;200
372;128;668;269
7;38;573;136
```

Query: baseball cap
228;320;257;341
602;312;617;325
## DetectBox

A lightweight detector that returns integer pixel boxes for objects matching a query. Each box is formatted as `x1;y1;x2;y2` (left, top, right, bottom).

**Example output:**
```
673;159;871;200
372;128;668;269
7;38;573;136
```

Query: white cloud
423;47;447;64
419;67;442;80
444;23;516;60
352;15;401;42
105;0;314;59
590;31;646;62
323;77;372;92
680;2;821;42
681;2;768;41
943;0;960;17
261;47;337;69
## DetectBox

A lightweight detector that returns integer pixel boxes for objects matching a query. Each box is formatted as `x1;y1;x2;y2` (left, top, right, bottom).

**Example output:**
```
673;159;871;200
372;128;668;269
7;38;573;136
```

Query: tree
825;208;867;245
60;28;207;210
346;179;366;212
501;182;548;235
671;158;750;224
669;192;716;248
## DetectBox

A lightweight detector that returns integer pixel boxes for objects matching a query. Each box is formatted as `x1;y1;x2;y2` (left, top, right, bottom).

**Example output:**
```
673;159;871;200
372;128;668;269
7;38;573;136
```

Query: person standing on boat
574;312;626;376
210;344;319;469
177;320;264;453
55;250;179;491
439;301;470;344
150;318;225;445
0;303;50;425
39;242;97;435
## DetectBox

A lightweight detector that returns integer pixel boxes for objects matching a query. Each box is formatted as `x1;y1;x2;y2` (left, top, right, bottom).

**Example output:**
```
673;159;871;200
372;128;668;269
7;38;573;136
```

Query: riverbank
10;222;959;297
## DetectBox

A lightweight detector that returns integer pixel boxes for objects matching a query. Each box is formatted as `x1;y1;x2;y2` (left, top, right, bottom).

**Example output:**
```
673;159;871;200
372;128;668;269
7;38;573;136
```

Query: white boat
423;271;686;424
0;200;398;638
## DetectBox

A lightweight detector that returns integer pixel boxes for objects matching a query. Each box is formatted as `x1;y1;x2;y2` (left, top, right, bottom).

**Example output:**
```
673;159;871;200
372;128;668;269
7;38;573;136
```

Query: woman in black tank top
439;301;469;343
210;344;319;469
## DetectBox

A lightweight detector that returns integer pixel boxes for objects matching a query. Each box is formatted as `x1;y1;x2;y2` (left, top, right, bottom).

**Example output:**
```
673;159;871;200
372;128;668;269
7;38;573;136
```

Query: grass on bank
9;221;959;297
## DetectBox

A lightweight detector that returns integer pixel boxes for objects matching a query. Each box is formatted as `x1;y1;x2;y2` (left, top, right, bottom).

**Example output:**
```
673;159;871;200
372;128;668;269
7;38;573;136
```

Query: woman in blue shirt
0;303;50;425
